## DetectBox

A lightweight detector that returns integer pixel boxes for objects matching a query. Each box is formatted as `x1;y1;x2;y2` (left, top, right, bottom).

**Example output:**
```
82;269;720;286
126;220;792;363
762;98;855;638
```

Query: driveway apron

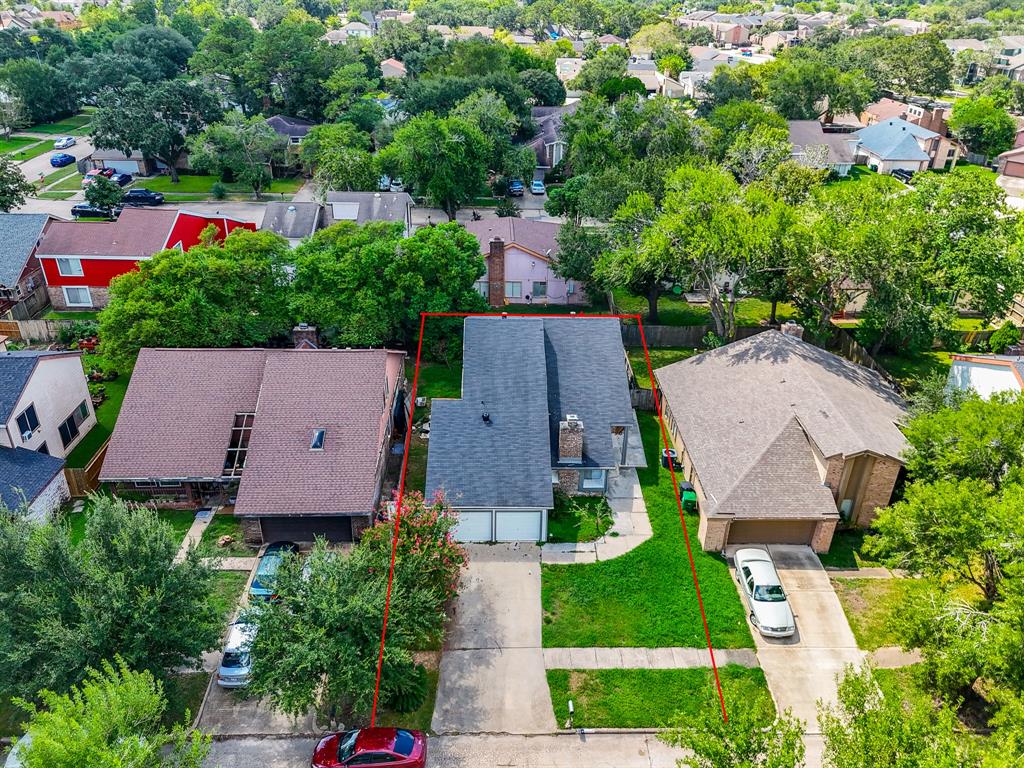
432;544;557;734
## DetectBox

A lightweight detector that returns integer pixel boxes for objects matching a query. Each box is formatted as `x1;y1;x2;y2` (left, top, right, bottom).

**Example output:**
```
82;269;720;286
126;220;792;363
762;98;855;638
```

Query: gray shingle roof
0;214;49;288
425;316;639;509
0;351;75;423
0;447;65;511
855;118;936;161
655;331;907;520
260;202;322;240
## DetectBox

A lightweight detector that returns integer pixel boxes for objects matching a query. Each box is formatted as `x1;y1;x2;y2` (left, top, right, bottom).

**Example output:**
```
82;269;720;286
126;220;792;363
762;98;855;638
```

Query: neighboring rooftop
0;350;81;422
36;208;177;257
462;217;560;259
260;202;322;240
787;120;857;165
0;447;65;512
324;191;413;227
265;115;316;139
0;213;49;288
855;118;937;161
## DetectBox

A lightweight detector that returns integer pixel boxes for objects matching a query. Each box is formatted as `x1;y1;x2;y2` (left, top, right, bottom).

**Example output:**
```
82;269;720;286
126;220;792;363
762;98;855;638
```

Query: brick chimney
487;237;505;308
780;321;804;340
292;323;319;349
558;414;584;464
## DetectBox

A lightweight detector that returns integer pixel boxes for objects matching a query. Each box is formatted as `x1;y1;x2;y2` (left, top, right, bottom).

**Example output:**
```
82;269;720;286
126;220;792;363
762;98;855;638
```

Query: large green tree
948;96;1017;161
112;25;194;80
188;16;259;114
0;58;77;124
188;112;287;199
0;155;33;212
99;229;292;369
301;122;378;194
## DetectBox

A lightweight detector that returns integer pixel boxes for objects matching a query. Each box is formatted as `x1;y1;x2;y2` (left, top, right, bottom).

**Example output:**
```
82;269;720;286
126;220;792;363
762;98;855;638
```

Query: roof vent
288;205;296;212
482;412;491;424
566;413;580;422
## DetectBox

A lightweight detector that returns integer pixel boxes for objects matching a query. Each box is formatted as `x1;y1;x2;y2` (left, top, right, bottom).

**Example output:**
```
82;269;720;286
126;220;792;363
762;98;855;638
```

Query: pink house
462;219;587;306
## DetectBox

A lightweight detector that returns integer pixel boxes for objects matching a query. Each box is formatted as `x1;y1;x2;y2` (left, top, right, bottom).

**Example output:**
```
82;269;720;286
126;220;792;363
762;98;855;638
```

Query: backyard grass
376;656;440;733
612;291;798;328
140;174;304;195
403;360;464;493
164;671;209;727
198;513;258;557
831;577;930;651
25;113;93;134
43;310;100;320
541;411;753;648
547;666;772;728
210;570;250;620
64;354;133;468
626;347;699;389
818;529;883;570
547;494;614;543
876;350;953;391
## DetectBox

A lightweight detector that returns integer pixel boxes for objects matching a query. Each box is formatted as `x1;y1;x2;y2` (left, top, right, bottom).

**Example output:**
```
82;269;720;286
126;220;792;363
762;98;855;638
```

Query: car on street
216;622;255;688
509;179;524;196
312;728;427;768
81;168;116;187
734;548;795;638
49;152;76;168
70;203;119;220
530;180;545;195
249;541;299;600
53;136;76;149
111;172;133;187
121;188;165;206
379;175;392;191
389;178;405;192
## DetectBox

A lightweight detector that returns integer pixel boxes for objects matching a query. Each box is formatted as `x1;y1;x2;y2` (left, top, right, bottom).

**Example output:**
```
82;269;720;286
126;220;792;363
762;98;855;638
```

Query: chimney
780;321;804;340
292;323;319;349
558;414;584;464
487;237;505;309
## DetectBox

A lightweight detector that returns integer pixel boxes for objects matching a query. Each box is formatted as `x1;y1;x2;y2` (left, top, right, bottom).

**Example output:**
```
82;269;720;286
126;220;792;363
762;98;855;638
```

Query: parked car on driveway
82;168;115;187
312;728;426;768
121;188;165;206
389;178;405;193
530;180;545;195
249;541;299;600
49;152;76;168
53;136;76;149
508;179;524;196
111;172;133;187
216;622;255;688
70;203;119;220
734;548;795;638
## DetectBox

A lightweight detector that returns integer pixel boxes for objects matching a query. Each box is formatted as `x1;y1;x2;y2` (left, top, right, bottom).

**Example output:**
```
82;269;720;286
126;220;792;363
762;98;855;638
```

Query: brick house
654;328;908;553
36;209;256;311
426;316;645;542
100;346;407;545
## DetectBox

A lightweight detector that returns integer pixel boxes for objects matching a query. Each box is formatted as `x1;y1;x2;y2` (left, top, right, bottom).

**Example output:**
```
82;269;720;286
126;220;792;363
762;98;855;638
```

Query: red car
311;728;426;767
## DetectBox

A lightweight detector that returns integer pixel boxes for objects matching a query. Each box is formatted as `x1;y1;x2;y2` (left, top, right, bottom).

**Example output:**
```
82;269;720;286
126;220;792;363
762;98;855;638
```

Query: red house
37;209;256;311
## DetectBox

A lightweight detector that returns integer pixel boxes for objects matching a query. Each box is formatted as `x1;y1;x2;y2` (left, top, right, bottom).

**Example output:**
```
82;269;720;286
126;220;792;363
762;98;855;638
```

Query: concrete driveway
18;135;96;184
432;544;556;734
729;545;864;734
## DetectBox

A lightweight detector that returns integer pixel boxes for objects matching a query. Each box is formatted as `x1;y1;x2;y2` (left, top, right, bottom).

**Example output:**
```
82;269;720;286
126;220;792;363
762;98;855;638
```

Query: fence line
65;439;109;497
0;317;95;343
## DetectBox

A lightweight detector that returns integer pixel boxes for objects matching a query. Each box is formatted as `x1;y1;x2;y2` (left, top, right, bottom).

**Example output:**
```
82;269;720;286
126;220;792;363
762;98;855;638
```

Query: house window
474;280;488;298
62;286;92;307
56;258;84;277
223;412;255;477
57;399;91;448
77;400;89;420
581;469;606;490
310;428;326;450
37;442;49;456
289;136;302;145
505;281;522;299
16;404;39;440
157;479;182;488
533;281;547;298
567;280;575;295
134;480;158;488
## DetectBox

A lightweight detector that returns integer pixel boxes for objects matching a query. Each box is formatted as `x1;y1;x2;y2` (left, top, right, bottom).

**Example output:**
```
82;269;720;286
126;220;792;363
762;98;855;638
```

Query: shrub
495;198;521;218
57;319;99;344
211;181;227;200
988;321;1022;354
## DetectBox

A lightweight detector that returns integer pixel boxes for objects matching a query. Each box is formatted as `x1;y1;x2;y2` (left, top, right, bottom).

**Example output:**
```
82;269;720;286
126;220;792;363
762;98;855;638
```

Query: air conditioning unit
22;430;33;441
565;413;580;423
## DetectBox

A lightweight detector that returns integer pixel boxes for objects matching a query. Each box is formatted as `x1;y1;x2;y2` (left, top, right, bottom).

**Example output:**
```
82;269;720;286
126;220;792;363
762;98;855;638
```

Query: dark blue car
49;153;76;168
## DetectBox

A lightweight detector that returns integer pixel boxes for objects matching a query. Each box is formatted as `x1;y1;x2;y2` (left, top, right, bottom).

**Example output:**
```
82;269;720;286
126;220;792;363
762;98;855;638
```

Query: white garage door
453;510;493;542
495;510;542;542
103;161;139;175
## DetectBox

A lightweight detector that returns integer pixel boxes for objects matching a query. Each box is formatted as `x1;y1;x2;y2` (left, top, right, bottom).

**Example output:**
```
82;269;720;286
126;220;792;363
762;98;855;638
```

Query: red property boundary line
370;311;728;726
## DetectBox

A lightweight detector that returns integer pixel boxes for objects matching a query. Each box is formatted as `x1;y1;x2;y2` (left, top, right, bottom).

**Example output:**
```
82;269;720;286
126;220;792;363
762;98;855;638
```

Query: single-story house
555;57;584;83
853;118;943;174
627;59;661;93
426;316;644;542
787;121;858;176
997;145;1024;178
427;24;455;40
884;18;930;35
266;115;316;146
597;33;627;49
36;209;255;310
0;214;52;321
323;20;372;43
0;349;95;460
454;25;495;40
380;58;407;78
526;102;579;169
324;191;414;235
90;149;186;176
260;202;322;247
463;218;586;306
655;327;908;553
100;346;407;545
0;447;68;520
946;353;1024;398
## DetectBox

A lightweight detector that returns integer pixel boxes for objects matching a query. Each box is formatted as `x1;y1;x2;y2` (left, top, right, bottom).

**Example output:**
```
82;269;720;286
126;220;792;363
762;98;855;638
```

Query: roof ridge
715;414;805;506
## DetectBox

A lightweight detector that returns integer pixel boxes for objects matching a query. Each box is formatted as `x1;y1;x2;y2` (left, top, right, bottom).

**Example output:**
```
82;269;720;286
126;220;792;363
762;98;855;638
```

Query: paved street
13;195;270;225
16;134;96;184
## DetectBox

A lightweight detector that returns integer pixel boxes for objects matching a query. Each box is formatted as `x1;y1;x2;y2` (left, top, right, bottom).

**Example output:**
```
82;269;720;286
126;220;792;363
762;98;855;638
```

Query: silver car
734;548;795;638
216;622;256;688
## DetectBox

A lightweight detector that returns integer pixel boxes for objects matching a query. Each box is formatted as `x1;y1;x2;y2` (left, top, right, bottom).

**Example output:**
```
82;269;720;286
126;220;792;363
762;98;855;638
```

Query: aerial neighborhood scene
3;0;1024;764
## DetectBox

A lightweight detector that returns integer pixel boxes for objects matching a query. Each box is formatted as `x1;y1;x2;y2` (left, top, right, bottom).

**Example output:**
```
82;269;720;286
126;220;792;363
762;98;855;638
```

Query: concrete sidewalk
174;507;214;563
543;646;758;669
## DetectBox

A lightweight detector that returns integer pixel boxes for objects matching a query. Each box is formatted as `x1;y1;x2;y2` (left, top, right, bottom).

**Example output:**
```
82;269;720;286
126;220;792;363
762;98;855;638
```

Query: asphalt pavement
18;134;96;184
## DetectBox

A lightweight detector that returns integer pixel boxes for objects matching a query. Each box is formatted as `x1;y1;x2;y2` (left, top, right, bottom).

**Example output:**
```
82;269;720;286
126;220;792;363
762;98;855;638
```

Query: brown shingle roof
36;208;176;257
462;218;560;260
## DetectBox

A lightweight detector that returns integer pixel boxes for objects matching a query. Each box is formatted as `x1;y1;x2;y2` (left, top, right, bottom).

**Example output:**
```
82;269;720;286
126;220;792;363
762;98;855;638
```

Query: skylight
310;429;326;451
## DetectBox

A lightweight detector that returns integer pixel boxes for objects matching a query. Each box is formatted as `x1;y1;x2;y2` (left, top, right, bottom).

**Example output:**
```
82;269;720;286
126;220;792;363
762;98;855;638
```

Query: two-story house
0;214;53;321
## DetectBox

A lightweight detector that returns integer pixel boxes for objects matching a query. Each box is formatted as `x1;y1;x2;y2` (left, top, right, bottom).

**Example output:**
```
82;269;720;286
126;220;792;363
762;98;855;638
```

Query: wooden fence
619;323;770;348
0;318;74;343
65;439;109;497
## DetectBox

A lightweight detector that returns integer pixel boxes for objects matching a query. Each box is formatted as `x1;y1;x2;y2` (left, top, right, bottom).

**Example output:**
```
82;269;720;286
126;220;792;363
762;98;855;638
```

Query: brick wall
811;519;838;553
47;285;110;311
351;514;371;540
855;457;901;525
698;515;730;551
824;456;844;500
558;419;584;462
27;472;70;521
556;469;579;495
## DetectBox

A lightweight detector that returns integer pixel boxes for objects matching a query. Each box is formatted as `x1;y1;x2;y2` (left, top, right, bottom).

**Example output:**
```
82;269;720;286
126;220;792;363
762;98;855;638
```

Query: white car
734;548;795;638
216;622;256;688
53;136;76;149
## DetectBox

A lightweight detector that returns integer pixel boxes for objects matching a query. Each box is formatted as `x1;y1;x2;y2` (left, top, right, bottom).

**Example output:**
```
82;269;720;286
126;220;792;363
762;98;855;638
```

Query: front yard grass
25;113;93;134
541;411;754;648
51;172;84;191
198;513;258;557
818;529;883;570
164;671;209;727
626;347;699;389
547;666;772;728
831;577;929;651
64;353;134;469
612;291;798;328
376;653;440;733
210;570;249;620
139;174;304;196
547;495;614;543
0;136;38;154
8;140;51;163
35;190;75;200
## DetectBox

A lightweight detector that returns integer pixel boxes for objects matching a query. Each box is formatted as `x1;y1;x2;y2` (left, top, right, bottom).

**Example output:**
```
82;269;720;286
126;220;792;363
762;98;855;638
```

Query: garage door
728;520;816;546
495;510;543;542
258;515;354;544
453;511;493;542
102;160;139;175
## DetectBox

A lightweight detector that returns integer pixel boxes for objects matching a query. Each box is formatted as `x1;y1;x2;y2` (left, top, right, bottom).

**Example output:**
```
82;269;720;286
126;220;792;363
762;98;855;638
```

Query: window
157;479;182;488
58;400;91;448
62;286;92;307
78;400;89;420
474;280;488;298
16;404;39;440
348;754;399;765
223;412;255;477
134;480;158;488
310;428;326;450
289;136;301;145
505;281;522;299
532;281;547;298
55;258;84;277
581;469;606;490
566;280;575;295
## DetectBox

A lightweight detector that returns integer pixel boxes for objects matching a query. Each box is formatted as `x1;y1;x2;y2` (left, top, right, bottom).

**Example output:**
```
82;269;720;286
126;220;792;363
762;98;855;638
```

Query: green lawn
25;113;93;134
547;495;614;543
831;577;929;651
210;570;249;620
0;136;38;154
38;164;79;187
876;350;953;391
627;347;699;389
52;172;84;191
500;303;606;316
164;671;209;728
818;529;883;570
404;361;464;493
547;666;772;728
613;291;798;328
35;191;75;200
139;174;304;195
541;411;753;648
828;164;901;191
7;140;51;163
376;660;440;733
198;513;258;557
43;310;100;320
64;354;133;469
835;316;988;331
66;503;195;547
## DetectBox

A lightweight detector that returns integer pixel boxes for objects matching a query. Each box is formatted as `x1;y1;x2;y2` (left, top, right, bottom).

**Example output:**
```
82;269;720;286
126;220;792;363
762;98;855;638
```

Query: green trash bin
680;481;698;512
